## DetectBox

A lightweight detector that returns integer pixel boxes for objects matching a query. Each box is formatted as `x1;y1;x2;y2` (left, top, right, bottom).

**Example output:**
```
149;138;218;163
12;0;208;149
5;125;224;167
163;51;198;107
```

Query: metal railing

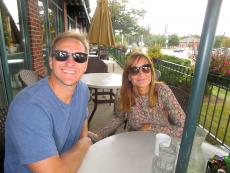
111;51;230;151
155;59;230;151
108;48;127;67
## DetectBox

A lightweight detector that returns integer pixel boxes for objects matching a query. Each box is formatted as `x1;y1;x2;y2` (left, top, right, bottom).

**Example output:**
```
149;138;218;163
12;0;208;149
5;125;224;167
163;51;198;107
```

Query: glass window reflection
1;0;22;54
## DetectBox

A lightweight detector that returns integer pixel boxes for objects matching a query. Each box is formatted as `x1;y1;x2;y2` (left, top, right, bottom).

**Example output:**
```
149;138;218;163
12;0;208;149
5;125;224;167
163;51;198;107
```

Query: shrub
161;55;191;67
147;46;162;59
209;53;230;77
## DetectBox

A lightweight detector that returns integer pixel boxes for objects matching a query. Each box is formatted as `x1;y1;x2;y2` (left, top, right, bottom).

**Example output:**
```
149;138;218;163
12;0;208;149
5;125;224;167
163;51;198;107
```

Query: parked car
173;48;184;52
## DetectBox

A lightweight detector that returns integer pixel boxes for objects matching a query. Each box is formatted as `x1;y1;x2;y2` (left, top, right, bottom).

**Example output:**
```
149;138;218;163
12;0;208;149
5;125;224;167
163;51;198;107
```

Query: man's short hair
50;30;89;55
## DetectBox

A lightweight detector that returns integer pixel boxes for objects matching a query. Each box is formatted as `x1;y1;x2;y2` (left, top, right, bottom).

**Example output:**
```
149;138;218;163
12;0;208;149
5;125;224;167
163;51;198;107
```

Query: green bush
161;55;191;67
147;46;162;59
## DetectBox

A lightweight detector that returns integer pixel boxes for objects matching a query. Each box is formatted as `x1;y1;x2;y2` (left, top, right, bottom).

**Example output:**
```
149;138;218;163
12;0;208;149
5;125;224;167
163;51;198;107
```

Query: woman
89;52;185;142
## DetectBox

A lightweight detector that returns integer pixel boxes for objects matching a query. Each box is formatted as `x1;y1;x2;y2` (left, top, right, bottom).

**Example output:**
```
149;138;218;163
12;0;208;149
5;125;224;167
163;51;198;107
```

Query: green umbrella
88;0;115;47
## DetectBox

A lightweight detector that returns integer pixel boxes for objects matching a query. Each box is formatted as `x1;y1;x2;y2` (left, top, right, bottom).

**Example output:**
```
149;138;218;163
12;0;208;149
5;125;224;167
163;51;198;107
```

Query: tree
149;35;167;47
109;0;146;45
168;34;179;47
214;36;230;48
222;37;230;48
214;35;224;48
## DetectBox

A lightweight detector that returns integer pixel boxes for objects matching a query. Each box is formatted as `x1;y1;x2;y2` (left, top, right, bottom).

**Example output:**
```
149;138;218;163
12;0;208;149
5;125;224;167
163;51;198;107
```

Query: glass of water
152;142;178;173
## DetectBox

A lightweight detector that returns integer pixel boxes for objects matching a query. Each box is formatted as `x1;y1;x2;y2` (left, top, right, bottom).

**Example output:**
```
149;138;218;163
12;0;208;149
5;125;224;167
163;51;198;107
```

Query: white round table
78;131;156;173
81;73;122;124
88;54;99;58
81;73;122;89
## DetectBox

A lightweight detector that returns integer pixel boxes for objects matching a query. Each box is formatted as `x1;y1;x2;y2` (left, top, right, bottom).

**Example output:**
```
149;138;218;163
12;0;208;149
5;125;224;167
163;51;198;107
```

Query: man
4;31;92;173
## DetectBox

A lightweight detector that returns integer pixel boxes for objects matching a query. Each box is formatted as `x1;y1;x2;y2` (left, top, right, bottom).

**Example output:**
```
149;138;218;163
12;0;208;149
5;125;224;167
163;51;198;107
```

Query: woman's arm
158;83;186;137
88;93;127;141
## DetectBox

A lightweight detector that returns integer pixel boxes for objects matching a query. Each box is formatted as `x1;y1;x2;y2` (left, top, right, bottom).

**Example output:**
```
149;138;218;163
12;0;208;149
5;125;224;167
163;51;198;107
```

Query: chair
18;69;42;87
99;54;109;60
85;58;108;73
169;85;189;113
0;106;8;172
155;69;161;80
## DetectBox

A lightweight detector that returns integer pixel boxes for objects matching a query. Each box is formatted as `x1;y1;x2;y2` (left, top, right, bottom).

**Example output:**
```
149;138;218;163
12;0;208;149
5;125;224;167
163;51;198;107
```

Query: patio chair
155;69;161;80
0;106;8;172
99;54;109;60
18;69;42;87
85;58;108;73
169;85;189;113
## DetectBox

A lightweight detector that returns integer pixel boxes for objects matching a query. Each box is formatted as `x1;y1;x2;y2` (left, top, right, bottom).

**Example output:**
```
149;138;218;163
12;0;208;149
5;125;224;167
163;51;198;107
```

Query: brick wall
63;1;68;31
27;0;46;76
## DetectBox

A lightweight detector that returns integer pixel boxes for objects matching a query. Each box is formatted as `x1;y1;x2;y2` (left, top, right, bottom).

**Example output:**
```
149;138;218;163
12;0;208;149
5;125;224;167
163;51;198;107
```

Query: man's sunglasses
129;64;152;76
52;50;88;63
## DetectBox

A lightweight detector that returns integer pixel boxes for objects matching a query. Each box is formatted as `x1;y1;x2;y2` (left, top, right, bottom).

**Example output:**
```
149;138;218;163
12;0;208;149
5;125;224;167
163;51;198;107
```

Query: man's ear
49;57;53;70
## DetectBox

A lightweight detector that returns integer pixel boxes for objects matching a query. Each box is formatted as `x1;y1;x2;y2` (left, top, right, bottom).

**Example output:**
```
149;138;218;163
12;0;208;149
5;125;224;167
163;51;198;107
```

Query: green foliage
108;0;152;47
214;36;223;48
161;55;191;67
109;0;146;35
147;46;162;59
168;34;179;47
148;35;167;47
222;37;230;47
214;35;230;48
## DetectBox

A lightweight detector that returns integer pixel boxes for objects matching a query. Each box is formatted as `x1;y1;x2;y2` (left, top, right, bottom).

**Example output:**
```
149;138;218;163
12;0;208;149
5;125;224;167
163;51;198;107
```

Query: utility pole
165;23;168;48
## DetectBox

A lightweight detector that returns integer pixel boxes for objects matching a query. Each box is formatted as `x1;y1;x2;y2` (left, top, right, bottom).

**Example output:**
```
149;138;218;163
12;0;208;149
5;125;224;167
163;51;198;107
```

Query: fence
108;48;127;67
155;59;230;151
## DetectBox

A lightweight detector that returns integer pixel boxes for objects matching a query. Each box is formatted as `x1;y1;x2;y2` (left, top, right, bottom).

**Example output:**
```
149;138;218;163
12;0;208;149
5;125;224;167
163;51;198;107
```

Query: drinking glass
154;133;171;156
152;142;178;173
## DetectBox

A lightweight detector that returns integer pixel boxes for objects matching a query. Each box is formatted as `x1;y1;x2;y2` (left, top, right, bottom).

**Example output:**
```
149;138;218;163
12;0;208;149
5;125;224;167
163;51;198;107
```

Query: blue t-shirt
4;77;89;173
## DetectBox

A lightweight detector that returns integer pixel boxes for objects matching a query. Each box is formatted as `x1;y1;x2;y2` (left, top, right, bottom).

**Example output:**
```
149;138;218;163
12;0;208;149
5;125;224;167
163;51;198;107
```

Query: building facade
179;37;200;50
0;0;90;106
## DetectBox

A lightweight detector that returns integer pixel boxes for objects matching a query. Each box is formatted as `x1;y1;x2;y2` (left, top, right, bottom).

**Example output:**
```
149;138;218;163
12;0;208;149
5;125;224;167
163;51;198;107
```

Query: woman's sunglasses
129;64;152;76
52;50;88;63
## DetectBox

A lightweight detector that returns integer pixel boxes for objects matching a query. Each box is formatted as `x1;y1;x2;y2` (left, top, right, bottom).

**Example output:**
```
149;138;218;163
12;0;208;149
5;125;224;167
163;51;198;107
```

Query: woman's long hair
119;52;158;112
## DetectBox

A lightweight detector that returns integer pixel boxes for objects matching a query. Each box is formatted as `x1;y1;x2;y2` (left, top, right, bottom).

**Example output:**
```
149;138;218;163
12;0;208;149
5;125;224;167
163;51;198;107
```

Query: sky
89;0;230;37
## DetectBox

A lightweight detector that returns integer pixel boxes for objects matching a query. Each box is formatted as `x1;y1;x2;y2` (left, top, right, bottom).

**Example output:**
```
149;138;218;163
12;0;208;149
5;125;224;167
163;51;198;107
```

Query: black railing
108;48;127;67
155;59;230;151
153;59;193;91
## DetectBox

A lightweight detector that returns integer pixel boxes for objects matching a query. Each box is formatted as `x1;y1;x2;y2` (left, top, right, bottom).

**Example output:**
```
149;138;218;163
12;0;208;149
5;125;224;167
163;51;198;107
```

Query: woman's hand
88;131;100;143
140;123;152;131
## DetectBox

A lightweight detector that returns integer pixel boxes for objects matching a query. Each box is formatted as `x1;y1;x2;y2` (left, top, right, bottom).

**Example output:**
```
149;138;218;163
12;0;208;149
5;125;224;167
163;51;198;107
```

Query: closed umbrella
88;0;115;47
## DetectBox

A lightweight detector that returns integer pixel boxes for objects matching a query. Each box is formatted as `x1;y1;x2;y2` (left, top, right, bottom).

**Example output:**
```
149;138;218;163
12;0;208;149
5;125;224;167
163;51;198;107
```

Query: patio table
88;54;98;58
81;73;122;124
78;131;180;173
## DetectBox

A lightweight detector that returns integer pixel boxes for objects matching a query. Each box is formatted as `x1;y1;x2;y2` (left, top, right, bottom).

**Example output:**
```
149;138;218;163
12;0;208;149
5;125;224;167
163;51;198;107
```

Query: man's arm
80;120;88;138
28;120;92;173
